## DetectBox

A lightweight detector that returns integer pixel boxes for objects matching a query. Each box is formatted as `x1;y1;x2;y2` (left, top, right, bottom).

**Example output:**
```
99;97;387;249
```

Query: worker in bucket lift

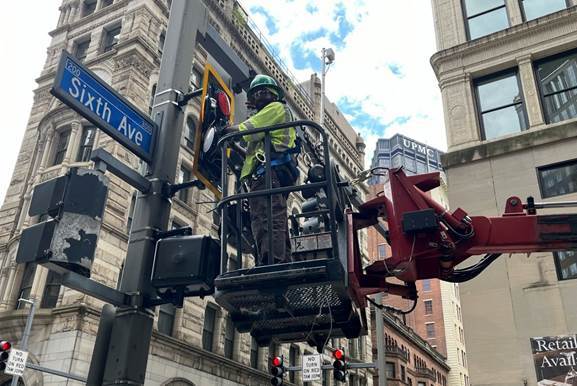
223;74;300;265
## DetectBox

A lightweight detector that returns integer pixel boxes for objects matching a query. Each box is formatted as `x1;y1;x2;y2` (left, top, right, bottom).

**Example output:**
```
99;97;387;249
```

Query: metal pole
26;363;87;383
375;293;387;386
12;298;36;386
101;1;206;384
320;48;326;127
87;304;116;385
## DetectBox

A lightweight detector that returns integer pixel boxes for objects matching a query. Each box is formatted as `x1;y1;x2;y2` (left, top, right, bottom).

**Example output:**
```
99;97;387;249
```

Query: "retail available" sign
530;335;577;385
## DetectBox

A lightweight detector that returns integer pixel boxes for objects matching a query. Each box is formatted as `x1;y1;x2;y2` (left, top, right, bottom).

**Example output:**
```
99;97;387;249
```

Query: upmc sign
51;51;157;163
401;138;437;160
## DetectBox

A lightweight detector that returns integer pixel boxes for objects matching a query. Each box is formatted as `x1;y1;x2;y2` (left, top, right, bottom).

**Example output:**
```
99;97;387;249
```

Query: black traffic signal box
151;235;220;299
16;168;109;277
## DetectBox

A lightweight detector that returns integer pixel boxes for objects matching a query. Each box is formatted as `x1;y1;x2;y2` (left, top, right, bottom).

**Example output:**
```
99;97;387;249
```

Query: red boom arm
348;168;577;307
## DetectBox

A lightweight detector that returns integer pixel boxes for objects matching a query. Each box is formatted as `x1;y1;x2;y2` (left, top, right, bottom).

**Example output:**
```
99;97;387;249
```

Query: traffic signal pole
100;1;206;384
12;298;36;386
375;293;387;386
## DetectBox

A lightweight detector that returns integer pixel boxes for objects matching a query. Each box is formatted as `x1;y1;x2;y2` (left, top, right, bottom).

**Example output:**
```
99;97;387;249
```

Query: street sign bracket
91;148;151;193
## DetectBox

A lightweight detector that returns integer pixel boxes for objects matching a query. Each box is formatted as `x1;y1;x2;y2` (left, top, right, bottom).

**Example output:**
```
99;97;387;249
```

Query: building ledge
442;119;577;168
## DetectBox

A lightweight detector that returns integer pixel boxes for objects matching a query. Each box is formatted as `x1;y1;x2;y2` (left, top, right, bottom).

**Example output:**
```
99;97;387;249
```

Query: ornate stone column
38;124;55;170
441;73;480;149
63;121;81;165
517;54;545;128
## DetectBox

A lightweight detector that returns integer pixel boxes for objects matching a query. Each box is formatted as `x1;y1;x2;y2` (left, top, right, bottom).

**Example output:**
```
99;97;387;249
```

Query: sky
0;0;445;203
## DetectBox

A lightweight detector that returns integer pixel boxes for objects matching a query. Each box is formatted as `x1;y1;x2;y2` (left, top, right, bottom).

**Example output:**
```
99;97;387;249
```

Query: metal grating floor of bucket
285;283;343;310
252;313;333;331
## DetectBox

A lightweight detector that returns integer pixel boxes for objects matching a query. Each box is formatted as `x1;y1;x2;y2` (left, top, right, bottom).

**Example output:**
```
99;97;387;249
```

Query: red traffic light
333;348;344;360
272;356;283;367
0;341;11;351
216;91;231;117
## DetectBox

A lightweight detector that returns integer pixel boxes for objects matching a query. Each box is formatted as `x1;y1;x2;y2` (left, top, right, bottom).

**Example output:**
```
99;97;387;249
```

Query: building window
149;84;157;114
41;270;61;308
76;126;96;162
178;166;192;203
158;30;166;54
537;159;577;198
535;50;577;124
377;244;387;258
462;0;509;40
224;316;235;359
426;322;436;338
349;338;358;359
127;193;136;231
82;0;97;17
102;24;121;53
554;250;577;280
520;0;568;21
185;116;197;150
474;71;528;140
422;279;431;292
202;304;218;351
101;0;114;8
17;264;36;309
158;303;176;335
189;67;203;92
424;300;433;315
52;130;71;166
385;362;396;378
250;337;259;369
74;38;91;61
401;365;406;381
289;345;299;383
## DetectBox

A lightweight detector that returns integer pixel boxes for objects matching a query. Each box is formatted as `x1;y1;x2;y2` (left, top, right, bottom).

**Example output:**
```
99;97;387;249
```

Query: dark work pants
249;168;292;265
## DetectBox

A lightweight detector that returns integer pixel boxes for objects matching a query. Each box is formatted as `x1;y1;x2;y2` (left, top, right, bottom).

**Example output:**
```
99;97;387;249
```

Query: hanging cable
443;253;502;283
366;296;418;315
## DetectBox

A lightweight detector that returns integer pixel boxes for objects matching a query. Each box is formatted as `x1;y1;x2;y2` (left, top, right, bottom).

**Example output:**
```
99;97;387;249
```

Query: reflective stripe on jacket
239;101;296;180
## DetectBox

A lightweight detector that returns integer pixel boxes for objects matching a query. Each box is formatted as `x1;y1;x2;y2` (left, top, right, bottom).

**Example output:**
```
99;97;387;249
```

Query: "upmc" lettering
403;138;436;159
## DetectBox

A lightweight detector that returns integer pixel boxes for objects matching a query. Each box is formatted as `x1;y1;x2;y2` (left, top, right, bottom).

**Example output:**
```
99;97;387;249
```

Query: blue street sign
51;51;157;163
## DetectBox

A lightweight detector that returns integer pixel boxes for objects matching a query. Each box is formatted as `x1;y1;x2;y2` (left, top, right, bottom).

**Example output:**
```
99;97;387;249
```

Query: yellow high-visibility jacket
239;101;296;180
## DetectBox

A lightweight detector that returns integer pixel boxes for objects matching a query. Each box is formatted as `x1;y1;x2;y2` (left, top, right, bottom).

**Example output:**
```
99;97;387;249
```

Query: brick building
371;309;450;386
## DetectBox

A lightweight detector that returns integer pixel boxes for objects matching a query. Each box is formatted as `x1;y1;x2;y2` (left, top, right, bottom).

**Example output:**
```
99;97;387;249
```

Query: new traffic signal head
333;348;347;382
0;340;11;371
270;356;285;386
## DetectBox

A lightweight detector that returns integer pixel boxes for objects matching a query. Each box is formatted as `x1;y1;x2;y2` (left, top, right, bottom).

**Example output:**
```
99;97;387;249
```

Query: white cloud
0;1;61;202
240;0;448;167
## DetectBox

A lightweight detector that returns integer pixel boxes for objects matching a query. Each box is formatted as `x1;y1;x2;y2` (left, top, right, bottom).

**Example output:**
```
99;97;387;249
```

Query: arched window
163;379;195;386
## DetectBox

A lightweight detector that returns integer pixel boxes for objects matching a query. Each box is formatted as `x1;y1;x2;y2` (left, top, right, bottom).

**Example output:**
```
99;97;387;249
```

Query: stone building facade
0;0;371;385
430;1;577;385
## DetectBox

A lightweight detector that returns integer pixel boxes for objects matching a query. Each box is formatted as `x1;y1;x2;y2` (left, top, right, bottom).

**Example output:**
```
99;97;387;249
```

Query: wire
443;253;502;283
366;295;418;315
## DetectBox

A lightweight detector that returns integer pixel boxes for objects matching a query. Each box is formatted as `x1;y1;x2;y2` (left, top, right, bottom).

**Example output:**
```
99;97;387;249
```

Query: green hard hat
247;74;284;100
